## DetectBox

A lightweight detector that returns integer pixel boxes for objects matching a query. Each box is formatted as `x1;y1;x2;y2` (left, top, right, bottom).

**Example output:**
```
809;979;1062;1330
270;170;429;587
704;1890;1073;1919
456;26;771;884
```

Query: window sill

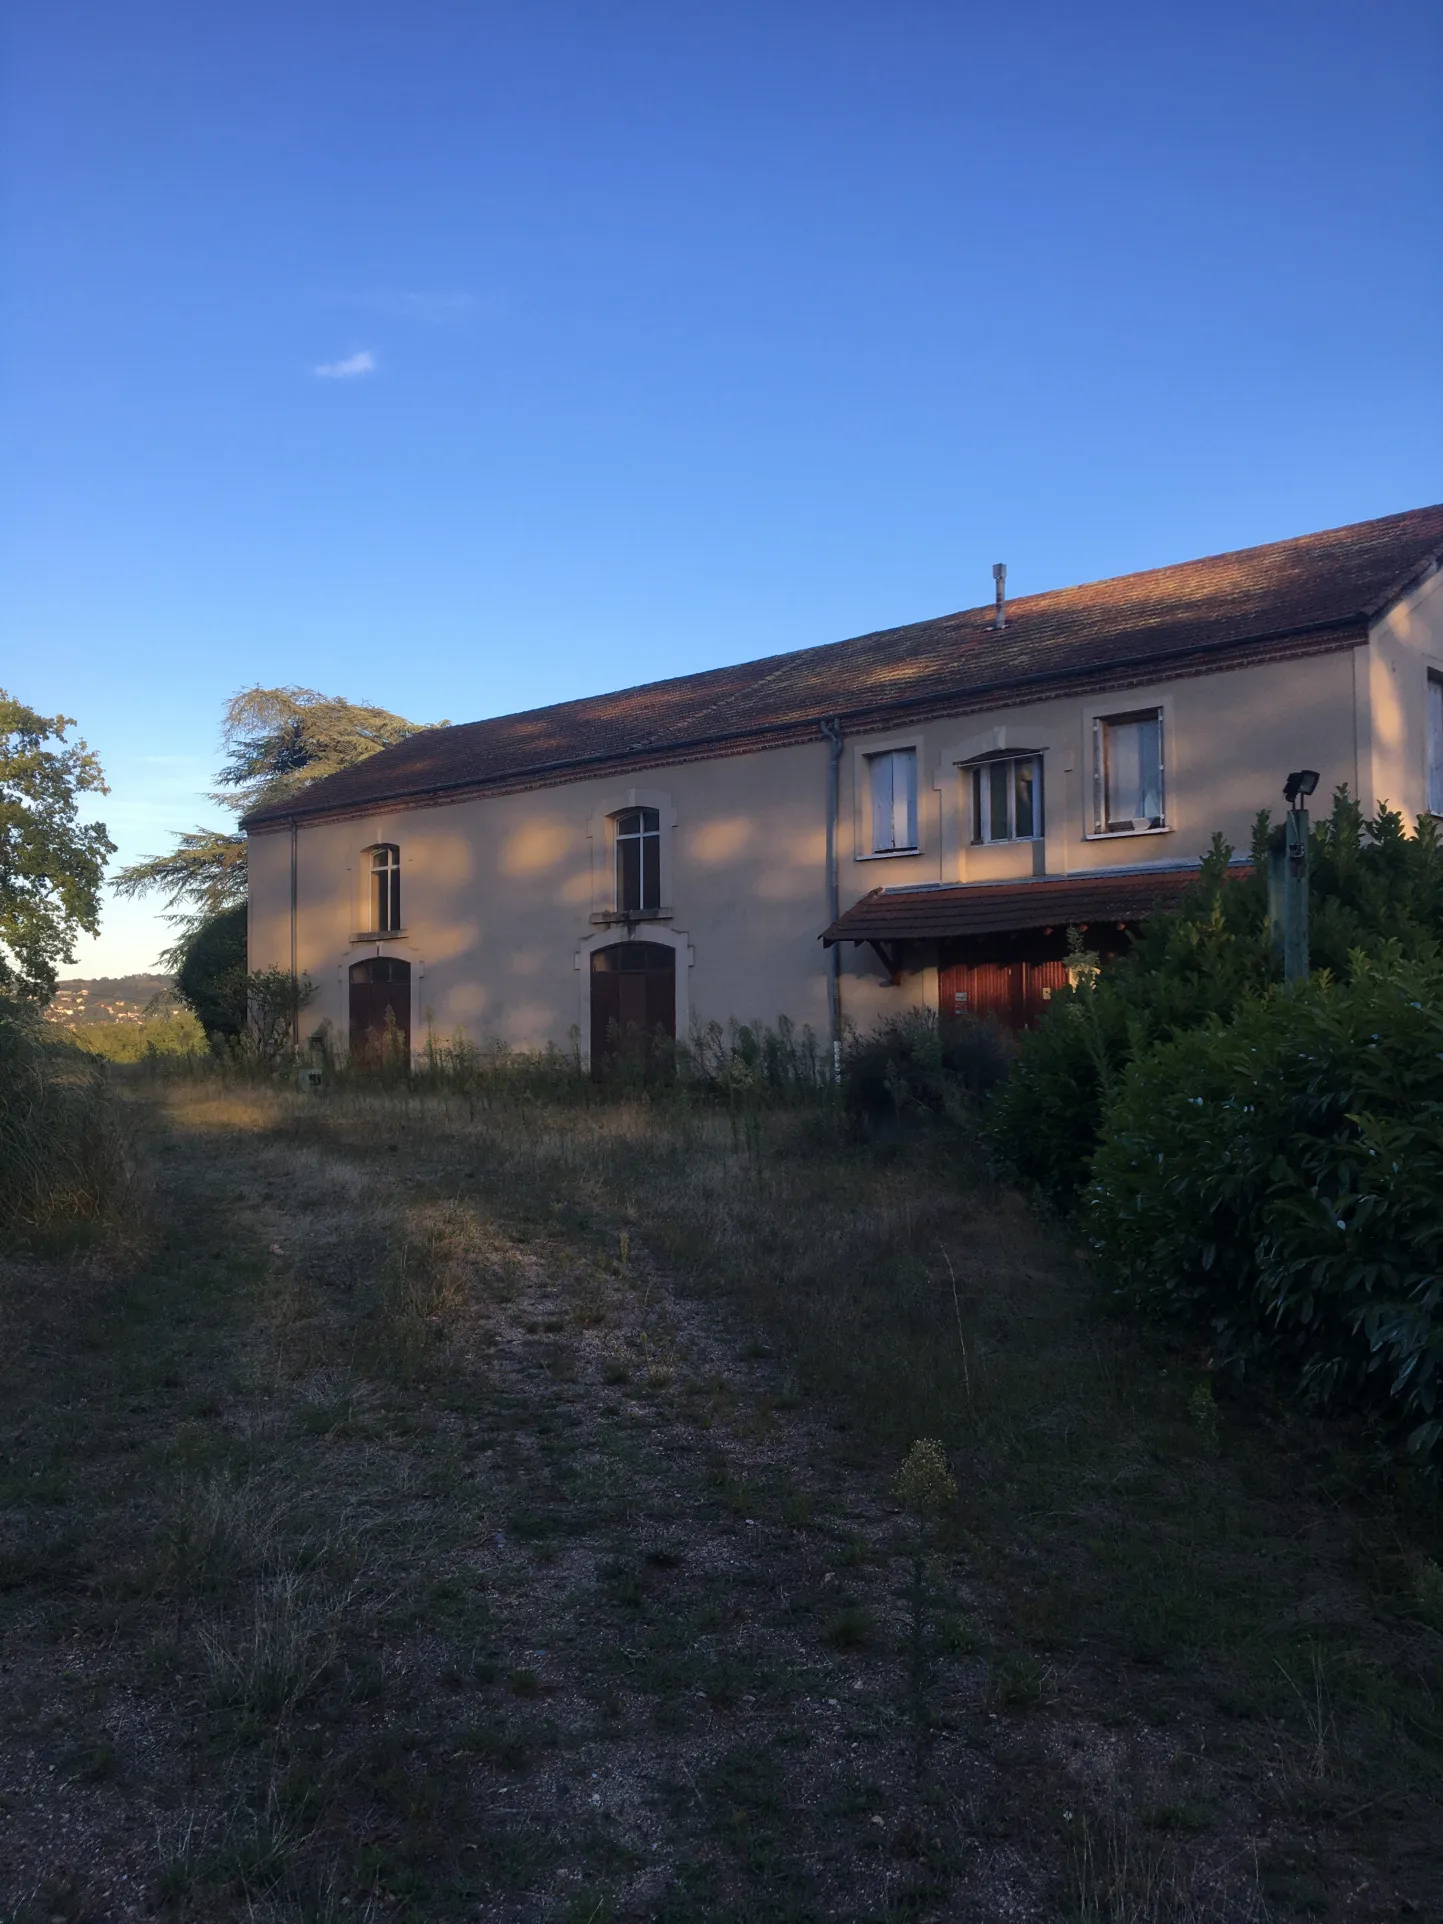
855;847;922;862
351;929;408;943
1082;825;1173;842
969;837;1044;849
589;909;673;925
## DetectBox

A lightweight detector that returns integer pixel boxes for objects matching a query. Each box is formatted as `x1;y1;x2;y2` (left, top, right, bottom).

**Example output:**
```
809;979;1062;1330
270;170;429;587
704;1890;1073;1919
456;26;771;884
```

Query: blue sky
3;0;1439;975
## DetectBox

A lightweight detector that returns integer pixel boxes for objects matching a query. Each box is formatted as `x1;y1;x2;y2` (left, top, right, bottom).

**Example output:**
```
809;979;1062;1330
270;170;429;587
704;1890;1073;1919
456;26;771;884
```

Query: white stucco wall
1360;564;1443;820
248;637;1375;1058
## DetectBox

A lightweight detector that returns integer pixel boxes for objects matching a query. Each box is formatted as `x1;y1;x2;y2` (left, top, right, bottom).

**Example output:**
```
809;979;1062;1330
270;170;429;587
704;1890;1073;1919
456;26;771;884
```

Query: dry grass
0;1072;1438;1922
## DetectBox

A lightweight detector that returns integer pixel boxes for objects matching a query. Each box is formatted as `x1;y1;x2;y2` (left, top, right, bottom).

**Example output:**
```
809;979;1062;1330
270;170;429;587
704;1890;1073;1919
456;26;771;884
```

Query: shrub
67;1010;206;1061
0;995;133;1240
842;1007;1011;1120
987;796;1443;1208
680;1013;828;1101
1085;950;1443;1467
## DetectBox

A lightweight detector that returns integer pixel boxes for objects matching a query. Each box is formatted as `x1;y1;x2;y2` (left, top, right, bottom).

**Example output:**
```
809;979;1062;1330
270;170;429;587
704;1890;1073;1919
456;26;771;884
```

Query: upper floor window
615;807;660;913
867;748;918;854
971;755;1042;843
1093;708;1164;834
1428;673;1443;816
369;844;401;931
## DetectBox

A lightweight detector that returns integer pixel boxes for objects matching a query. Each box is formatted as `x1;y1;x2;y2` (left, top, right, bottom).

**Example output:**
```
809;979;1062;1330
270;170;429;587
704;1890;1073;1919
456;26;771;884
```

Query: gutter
820;719;843;1079
289;816;299;1051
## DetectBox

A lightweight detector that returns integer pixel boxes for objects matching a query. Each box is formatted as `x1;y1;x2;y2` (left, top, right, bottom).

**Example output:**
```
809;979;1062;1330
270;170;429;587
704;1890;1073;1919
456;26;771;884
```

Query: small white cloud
314;349;376;379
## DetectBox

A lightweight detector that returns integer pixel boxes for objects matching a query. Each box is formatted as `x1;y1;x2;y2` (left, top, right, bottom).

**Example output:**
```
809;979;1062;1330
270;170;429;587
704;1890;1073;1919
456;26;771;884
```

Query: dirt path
2;1083;1432;1921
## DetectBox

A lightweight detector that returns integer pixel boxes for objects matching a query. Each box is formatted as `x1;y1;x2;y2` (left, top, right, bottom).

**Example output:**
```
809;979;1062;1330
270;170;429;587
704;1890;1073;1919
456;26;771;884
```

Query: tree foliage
175;904;249;1039
215;686;436;817
114;686;437;941
0;692;115;1000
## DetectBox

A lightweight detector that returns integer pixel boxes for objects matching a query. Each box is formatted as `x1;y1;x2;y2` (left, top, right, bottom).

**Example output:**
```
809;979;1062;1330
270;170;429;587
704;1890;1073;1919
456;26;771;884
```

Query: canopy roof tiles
819;868;1236;945
245;503;1443;830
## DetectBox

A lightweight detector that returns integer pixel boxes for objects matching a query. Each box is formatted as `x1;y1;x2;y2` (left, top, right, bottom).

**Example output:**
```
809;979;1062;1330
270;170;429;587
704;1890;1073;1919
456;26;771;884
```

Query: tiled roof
820;868;1237;944
246;504;1443;828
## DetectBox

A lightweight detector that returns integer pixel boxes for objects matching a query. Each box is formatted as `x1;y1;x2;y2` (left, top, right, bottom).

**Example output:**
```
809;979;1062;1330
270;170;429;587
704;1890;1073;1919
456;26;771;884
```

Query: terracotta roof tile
821;867;1243;944
246;504;1443;828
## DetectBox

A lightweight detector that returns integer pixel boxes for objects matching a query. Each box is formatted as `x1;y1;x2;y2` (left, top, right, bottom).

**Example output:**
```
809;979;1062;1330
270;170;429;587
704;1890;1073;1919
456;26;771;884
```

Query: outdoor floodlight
1283;769;1320;805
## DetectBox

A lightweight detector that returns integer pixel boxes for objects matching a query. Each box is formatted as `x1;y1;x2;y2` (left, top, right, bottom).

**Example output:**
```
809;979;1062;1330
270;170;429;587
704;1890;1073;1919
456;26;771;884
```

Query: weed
197;1565;352;1718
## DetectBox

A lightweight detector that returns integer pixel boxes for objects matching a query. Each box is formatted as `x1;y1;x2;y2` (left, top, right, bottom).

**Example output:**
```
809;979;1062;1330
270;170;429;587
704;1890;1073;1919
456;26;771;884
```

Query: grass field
1;1076;1439;1922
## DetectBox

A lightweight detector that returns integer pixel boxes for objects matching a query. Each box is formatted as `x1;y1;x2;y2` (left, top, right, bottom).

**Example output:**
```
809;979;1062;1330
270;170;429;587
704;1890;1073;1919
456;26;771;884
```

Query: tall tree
115;686;437;945
0;692;115;999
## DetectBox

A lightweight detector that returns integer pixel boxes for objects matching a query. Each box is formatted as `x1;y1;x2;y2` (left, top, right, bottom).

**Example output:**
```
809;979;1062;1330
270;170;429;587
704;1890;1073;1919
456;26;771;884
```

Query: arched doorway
349;957;412;1062
590;941;675;1072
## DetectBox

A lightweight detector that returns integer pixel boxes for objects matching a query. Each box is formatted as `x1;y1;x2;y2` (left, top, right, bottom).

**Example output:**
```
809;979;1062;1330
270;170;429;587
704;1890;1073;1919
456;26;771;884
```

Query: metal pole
1266;824;1287;971
1283;805;1309;984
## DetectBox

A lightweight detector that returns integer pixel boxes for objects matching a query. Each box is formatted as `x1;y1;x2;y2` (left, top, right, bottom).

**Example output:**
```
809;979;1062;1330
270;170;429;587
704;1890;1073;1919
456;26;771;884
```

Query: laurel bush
1085;950;1443;1466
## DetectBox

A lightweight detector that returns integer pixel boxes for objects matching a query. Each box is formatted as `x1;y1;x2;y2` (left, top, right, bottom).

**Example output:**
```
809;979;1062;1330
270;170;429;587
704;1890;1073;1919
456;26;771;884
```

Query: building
244;504;1443;1063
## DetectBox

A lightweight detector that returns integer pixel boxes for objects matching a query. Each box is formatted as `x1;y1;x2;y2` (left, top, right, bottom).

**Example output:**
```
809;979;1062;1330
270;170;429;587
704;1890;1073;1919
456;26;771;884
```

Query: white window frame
366;844;402;933
858;742;921;858
613;805;662;914
968;753;1044;845
1428;670;1443;818
586;786;676;922
1085;702;1170;839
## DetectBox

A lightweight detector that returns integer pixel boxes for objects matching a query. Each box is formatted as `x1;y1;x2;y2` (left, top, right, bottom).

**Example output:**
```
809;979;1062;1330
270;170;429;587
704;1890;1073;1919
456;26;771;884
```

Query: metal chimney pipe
993;562;1007;631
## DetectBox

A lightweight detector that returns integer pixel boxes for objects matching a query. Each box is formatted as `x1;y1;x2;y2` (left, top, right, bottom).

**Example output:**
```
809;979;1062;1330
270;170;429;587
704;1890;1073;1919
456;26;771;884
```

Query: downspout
820;718;843;1081
289;816;299;1052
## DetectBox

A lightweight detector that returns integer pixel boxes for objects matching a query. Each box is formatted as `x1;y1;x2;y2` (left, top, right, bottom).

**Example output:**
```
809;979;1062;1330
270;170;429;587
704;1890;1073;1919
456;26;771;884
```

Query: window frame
859;744;921;858
367;844;402;933
587;787;676;923
613;805;662;915
1087;704;1169;838
969;753;1044;845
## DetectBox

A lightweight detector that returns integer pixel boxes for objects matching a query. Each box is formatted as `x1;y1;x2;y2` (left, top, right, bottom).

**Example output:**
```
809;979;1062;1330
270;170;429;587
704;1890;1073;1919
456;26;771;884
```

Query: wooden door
940;958;1069;1032
349;957;412;1061
590;942;675;1073
1025;959;1069;1026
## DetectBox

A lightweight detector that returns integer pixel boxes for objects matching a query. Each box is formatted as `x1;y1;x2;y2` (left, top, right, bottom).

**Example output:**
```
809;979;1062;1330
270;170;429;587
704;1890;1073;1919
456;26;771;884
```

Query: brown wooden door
349;957;412;1061
1025;959;1069;1026
590;942;675;1073
940;958;1068;1032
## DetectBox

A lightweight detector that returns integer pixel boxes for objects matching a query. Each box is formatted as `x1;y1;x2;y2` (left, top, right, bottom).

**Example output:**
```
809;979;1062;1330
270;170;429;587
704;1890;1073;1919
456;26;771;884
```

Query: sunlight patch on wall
501;821;574;875
690;817;754;864
508;1001;563;1046
446;982;490;1020
1373;654;1404;750
422;920;481;962
413;834;477;886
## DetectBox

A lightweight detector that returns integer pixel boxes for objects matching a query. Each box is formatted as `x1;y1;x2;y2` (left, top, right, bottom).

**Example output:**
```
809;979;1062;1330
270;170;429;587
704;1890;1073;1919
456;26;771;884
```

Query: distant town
43;974;178;1028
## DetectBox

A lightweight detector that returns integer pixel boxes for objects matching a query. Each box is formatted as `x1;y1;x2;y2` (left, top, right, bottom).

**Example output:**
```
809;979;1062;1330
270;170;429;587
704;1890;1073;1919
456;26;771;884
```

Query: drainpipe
820;718;843;1082
289;816;299;1051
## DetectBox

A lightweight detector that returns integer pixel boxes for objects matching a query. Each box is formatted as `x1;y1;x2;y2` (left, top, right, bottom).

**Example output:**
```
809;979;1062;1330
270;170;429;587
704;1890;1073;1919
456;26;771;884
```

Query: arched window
369;845;401;932
614;808;660;914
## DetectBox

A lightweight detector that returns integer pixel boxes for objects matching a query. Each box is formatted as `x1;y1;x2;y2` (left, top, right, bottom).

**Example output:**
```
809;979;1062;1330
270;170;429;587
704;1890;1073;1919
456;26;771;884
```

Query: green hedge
1085;951;1443;1466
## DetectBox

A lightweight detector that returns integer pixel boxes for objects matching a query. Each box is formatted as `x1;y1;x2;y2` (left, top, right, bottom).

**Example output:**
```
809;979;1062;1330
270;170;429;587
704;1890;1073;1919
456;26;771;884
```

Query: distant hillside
46;975;179;1027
